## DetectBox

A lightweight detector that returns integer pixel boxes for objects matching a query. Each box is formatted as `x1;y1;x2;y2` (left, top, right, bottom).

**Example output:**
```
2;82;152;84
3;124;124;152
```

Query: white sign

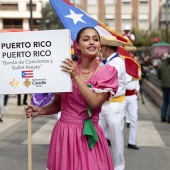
0;29;72;94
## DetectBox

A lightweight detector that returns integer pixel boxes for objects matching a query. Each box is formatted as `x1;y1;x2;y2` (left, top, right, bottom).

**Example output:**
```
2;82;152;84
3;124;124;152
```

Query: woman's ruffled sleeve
91;65;118;99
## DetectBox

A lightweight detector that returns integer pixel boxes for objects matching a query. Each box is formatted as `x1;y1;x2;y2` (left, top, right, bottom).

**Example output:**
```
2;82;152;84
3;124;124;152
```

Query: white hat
124;25;130;30
101;36;126;47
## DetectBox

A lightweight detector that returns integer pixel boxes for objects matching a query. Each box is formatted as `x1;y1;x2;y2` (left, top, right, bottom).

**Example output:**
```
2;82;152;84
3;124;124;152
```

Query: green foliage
39;2;64;30
132;27;170;47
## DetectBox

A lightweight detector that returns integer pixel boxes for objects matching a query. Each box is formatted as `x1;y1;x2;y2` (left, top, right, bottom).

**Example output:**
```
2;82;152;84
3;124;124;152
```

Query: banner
0;29;72;94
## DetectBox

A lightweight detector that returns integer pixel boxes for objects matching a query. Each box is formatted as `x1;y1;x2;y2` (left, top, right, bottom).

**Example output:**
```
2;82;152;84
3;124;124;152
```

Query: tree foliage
132;27;170;47
39;2;64;30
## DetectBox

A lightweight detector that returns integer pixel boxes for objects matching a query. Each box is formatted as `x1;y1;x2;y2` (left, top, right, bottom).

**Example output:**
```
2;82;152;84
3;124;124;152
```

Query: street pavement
0;94;170;170
124;93;170;170
0;95;25;139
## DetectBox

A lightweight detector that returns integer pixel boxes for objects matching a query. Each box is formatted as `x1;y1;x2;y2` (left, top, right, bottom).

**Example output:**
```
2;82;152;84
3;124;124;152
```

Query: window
70;0;81;4
139;19;148;23
139;14;148;20
122;14;131;19
90;14;98;20
122;19;131;23
105;0;114;5
0;4;18;10
139;0;148;4
27;4;36;11
122;0;131;5
88;0;97;5
105;19;114;26
3;19;23;29
121;14;131;23
105;14;114;19
105;14;114;26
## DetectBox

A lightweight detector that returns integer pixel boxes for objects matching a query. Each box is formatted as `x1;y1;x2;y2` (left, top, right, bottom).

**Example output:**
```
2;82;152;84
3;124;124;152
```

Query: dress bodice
60;64;118;125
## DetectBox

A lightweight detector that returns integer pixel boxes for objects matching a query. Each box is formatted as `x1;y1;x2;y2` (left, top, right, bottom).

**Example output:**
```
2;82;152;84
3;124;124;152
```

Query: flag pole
28;0;33;169
27;94;32;170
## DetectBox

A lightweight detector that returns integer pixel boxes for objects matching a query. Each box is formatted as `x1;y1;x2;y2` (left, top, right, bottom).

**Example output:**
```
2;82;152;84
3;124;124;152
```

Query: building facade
0;0;169;33
0;0;48;32
77;0;169;33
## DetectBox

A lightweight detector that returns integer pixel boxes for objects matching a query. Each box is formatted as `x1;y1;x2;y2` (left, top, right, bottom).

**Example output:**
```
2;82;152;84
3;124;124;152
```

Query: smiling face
76;28;101;58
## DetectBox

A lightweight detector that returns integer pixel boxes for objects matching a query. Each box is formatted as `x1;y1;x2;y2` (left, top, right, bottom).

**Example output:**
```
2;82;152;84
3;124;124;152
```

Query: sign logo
22;70;33;78
9;78;19;88
32;78;46;87
23;79;31;88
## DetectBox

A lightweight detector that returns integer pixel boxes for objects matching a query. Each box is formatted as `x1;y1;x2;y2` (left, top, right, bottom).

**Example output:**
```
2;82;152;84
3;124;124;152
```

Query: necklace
77;62;99;74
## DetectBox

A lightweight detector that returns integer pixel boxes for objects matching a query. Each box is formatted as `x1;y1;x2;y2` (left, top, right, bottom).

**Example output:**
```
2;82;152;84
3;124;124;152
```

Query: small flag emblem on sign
22;70;33;78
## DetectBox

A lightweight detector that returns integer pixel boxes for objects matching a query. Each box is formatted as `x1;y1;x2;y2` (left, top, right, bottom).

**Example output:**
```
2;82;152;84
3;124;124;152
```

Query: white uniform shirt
101;52;126;98
126;73;140;91
123;33;135;41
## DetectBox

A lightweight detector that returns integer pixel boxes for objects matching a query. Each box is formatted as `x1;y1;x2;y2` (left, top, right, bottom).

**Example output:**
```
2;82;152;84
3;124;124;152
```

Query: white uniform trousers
125;110;130;124
99;101;126;170
125;95;138;145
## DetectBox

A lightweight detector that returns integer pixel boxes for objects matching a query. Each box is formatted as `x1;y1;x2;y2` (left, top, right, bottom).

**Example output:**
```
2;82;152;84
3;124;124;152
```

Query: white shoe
4;106;8;111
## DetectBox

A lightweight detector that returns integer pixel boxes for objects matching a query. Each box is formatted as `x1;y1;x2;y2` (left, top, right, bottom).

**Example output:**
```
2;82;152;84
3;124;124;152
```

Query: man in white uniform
124;45;140;150
125;73;140;150
123;25;135;44
99;36;126;170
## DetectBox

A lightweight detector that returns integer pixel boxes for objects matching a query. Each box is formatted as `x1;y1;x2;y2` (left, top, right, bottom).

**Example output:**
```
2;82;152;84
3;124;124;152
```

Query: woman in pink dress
25;27;118;170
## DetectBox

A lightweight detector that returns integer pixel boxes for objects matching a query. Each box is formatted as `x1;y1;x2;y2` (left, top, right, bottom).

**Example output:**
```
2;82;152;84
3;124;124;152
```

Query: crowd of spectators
135;53;169;79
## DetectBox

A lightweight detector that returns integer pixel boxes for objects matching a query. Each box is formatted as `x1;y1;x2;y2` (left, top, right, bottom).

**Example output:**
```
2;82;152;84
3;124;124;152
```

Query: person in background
157;54;170;123
124;45;137;127
152;55;161;70
0;94;4;122
3;94;9;111
149;65;157;75
25;27;118;170
124;45;140;150
99;36;126;170
17;94;27;106
122;25;135;44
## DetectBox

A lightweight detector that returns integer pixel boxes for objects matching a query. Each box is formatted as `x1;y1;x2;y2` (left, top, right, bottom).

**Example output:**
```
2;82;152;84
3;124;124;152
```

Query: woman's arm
74;76;108;109
40;93;61;115
61;58;108;109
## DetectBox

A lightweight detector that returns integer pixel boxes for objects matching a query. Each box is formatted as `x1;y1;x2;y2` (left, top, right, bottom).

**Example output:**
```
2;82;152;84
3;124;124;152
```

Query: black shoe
0;118;3;123
126;123;130;128
127;143;139;150
168;120;170;123
23;102;27;105
161;119;167;122
18;103;21;106
107;139;111;146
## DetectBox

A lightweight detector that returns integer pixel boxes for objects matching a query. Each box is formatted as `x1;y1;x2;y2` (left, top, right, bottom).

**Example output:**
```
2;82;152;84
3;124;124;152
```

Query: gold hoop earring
96;51;102;62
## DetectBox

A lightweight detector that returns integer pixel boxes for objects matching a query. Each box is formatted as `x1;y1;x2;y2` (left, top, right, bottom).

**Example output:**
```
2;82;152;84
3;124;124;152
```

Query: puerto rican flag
22;70;33;78
50;0;140;79
50;0;130;43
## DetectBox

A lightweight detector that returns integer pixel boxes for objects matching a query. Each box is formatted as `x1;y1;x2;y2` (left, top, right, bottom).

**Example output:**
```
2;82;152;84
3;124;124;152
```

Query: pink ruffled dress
46;64;118;170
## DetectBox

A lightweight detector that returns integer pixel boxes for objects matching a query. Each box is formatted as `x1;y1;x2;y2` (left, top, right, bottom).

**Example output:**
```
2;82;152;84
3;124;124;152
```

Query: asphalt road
0;94;170;170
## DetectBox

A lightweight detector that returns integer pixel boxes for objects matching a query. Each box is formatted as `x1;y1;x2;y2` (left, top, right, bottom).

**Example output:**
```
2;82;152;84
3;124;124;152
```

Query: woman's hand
24;105;42;118
61;58;78;79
